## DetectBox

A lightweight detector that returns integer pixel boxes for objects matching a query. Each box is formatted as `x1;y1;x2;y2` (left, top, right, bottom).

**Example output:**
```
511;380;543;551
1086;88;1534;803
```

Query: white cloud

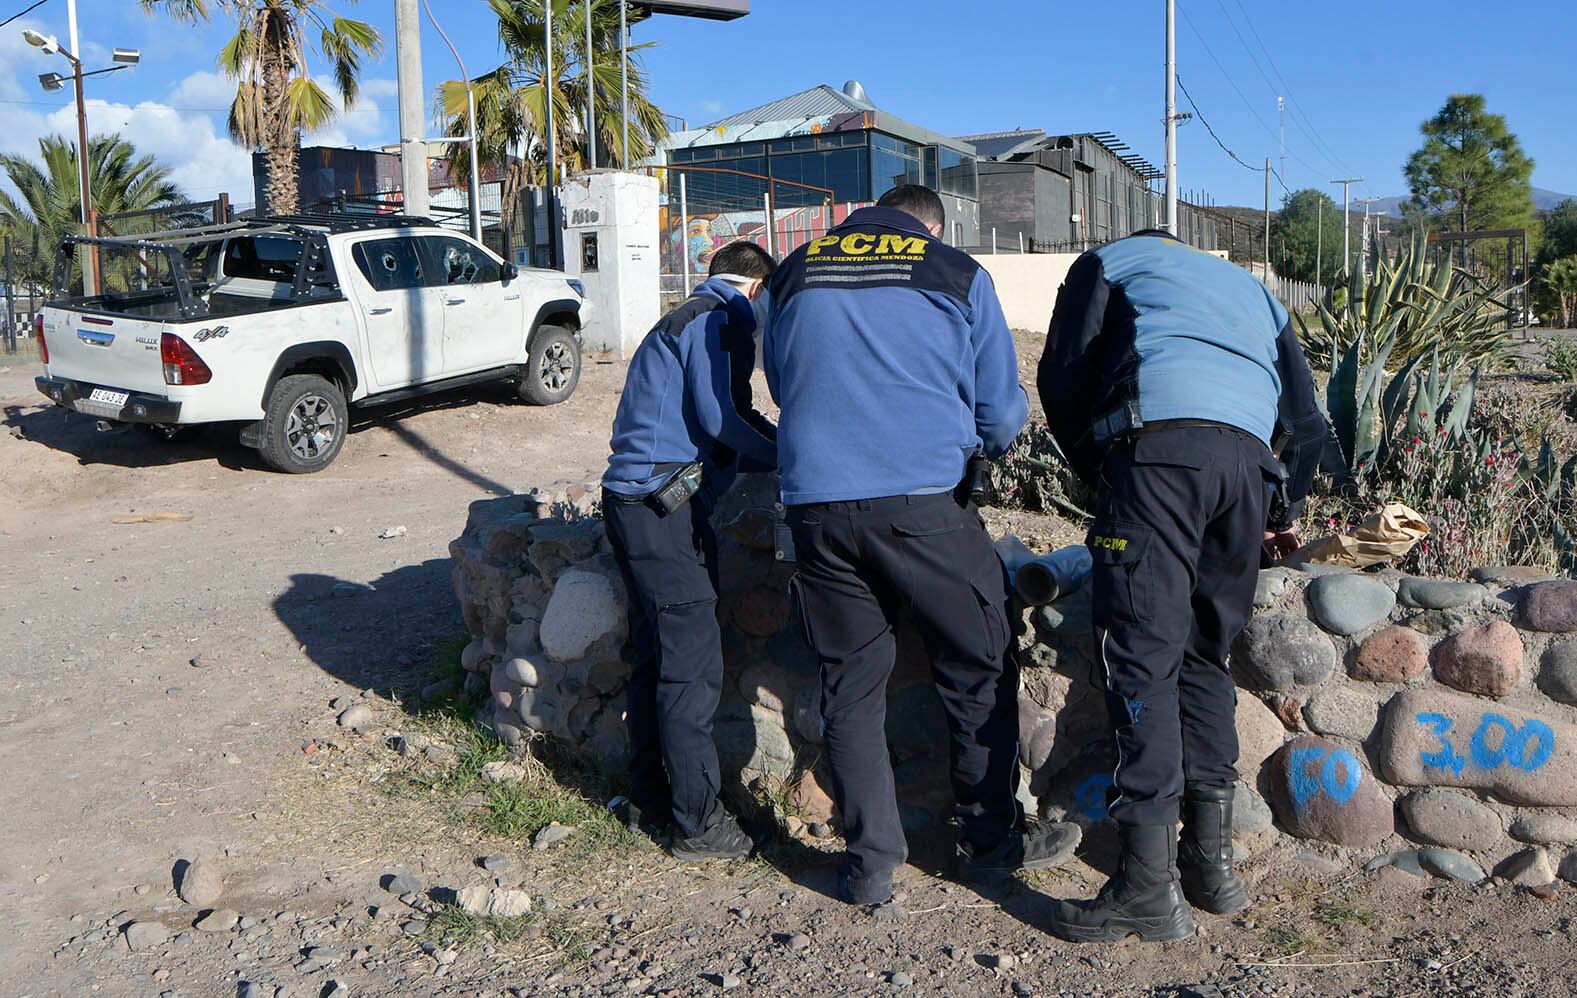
48;98;255;202
360;77;400;101
169;70;236;110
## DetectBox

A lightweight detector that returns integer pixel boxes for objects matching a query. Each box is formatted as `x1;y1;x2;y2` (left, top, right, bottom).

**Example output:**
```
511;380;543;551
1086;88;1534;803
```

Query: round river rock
1431;620;1523;696
1265;735;1393;848
1231;615;1338;692
1351;625;1429;683
1399;788;1504;850
1307;574;1397;636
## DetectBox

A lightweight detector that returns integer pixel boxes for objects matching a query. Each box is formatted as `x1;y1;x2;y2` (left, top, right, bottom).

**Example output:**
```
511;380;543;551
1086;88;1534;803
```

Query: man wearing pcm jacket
764;185;1081;907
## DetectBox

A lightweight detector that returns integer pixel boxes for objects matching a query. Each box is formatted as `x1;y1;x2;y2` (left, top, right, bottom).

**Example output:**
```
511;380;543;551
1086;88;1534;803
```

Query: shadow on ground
2;379;523;481
273;560;461;702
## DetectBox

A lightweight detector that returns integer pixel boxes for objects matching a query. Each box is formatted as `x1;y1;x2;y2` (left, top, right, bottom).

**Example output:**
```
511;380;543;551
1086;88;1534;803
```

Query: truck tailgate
39;308;170;398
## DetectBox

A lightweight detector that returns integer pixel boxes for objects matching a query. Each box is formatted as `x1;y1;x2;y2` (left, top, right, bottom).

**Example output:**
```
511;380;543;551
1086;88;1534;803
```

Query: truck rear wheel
257;373;348;473
518;325;580;406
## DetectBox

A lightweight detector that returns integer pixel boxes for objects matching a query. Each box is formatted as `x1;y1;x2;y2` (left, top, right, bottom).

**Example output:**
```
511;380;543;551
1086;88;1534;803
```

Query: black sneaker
959;818;1082;882
615;799;671;844
670;809;752;861
838;868;894;906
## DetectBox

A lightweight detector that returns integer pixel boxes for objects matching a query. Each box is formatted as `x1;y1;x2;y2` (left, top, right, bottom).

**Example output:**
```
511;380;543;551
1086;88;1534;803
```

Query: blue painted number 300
1416;711;1555;776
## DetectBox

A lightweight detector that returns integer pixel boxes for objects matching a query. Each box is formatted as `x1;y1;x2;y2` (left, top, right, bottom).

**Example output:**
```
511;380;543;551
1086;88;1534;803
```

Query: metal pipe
585;0;596;170
619;0;629;166
680;172;690;291
763;190;773;258
545;0;558;268
1163;0;1178;236
421;0;482;242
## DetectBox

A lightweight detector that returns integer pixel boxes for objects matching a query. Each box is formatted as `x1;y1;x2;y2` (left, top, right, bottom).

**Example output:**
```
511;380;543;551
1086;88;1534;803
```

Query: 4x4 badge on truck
193;325;230;342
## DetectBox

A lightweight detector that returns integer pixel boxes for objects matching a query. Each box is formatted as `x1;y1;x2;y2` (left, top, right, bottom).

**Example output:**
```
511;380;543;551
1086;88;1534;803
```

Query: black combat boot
1178;783;1248;915
1048;824;1195;943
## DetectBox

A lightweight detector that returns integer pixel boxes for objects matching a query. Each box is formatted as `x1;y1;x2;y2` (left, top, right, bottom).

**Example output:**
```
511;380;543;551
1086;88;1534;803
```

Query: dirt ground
4;339;1577;998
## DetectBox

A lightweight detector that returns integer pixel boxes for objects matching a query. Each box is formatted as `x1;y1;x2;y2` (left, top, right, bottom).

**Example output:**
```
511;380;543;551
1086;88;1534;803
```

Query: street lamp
21;20;141;296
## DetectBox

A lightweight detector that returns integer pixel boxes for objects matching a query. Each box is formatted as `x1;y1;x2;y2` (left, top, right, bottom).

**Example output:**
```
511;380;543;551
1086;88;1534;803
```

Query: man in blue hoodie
602;241;779;861
764;185;1081;907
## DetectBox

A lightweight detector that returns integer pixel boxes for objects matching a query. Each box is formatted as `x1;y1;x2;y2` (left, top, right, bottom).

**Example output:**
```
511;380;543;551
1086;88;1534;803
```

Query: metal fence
644;165;863;298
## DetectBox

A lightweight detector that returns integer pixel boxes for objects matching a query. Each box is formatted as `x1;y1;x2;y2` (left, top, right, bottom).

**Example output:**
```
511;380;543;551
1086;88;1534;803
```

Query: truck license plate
89;388;129;407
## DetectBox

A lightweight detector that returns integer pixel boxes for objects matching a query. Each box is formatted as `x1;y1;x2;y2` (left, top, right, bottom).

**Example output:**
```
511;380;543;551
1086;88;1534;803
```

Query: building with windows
963;128;1222;252
656;81;983;248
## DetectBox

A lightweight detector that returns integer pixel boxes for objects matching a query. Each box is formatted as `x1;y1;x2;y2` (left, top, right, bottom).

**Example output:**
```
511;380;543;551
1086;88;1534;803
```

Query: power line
1176;0;1345;189
0;0;51;30
1176;73;1290;195
1219;0;1367;191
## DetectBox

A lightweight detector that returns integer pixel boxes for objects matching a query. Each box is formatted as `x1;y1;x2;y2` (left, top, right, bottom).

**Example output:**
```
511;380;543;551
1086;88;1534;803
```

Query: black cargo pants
602;488;725;840
1088;423;1277;827
787;492;1022;885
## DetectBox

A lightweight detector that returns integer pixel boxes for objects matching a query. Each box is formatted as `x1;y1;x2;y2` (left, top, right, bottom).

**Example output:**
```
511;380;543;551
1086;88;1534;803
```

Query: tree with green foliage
0;134;183;292
1403;94;1534;260
142;0;380;214
1270;188;1347;285
1544;257;1577;329
1539;199;1577;264
433;0;669;239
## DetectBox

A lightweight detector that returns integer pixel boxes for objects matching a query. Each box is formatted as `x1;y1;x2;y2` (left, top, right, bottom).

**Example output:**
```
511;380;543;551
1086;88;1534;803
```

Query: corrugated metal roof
706;84;875;128
956;129;1046;161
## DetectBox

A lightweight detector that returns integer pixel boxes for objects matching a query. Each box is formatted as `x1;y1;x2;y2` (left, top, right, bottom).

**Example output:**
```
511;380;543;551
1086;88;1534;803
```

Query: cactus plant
1295;237;1517;370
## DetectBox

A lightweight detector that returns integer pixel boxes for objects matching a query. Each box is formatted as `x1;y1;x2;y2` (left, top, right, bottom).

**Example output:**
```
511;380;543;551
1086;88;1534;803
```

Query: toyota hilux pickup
34;214;587;472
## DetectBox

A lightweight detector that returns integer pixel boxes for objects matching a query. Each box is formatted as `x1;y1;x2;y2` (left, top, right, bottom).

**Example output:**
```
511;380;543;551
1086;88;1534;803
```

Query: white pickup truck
34;214;587;472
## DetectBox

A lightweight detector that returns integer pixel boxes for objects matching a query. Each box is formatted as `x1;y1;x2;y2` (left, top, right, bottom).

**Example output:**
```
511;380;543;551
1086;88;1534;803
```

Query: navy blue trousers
603;489;724;839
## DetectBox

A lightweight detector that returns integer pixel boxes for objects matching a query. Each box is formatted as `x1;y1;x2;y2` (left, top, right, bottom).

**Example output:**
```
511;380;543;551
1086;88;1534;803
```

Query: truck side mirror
500;261;518;282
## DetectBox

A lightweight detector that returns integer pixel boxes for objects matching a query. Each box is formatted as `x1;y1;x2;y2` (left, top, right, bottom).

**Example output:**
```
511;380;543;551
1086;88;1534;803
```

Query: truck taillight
35;314;47;364
160;332;212;386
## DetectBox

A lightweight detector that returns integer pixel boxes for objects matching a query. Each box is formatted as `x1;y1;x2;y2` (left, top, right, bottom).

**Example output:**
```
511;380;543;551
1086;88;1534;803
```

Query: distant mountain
1339;187;1574;217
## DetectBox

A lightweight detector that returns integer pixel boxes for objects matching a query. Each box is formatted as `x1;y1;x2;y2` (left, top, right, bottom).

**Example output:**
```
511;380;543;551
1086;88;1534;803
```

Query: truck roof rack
261;213;442;233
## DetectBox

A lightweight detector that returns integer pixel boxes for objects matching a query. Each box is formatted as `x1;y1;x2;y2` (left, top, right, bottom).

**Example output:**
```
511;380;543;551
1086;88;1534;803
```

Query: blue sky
2;0;1573;209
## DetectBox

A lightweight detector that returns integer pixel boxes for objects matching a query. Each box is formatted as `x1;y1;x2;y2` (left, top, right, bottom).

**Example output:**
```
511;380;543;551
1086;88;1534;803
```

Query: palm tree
0;134;183;292
142;0;380;214
433;0;669;235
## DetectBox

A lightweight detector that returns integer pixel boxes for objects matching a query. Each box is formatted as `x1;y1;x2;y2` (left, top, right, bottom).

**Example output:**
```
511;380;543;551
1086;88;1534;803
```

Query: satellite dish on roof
842;80;871;105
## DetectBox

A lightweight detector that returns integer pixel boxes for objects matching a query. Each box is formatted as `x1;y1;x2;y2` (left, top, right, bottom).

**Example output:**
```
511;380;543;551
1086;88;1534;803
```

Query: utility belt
1093;401;1260;446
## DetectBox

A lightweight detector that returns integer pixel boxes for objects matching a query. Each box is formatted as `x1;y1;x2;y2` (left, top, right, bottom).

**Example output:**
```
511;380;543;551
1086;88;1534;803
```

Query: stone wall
450;477;1577;885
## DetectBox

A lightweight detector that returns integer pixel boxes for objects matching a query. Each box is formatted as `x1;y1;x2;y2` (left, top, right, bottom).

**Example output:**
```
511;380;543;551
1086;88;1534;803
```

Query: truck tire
257;373;348;473
518;325;580;406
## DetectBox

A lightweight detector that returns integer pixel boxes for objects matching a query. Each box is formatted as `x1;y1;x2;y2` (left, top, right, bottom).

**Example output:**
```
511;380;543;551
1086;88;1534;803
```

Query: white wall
969;253;1082;332
559;172;661;357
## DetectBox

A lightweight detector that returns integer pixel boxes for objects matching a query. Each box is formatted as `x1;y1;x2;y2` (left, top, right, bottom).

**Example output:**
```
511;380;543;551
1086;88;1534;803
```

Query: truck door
415;234;523;377
345;235;445;389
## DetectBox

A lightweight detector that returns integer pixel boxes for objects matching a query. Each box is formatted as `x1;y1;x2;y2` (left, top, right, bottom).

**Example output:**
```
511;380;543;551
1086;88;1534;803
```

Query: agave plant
1297;237;1517;370
1323;335;1478;482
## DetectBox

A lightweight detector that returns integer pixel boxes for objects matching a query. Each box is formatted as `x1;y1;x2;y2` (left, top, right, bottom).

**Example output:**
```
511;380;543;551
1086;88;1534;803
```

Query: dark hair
708;240;777;281
876;184;945;229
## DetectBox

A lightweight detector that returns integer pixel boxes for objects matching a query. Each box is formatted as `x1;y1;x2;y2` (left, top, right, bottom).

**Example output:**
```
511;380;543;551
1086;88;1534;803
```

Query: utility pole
1163;0;1178;236
394;0;429;217
1277;96;1285;186
1330;177;1362;277
1316;201;1323;289
1263;158;1271;282
585;0;596;170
